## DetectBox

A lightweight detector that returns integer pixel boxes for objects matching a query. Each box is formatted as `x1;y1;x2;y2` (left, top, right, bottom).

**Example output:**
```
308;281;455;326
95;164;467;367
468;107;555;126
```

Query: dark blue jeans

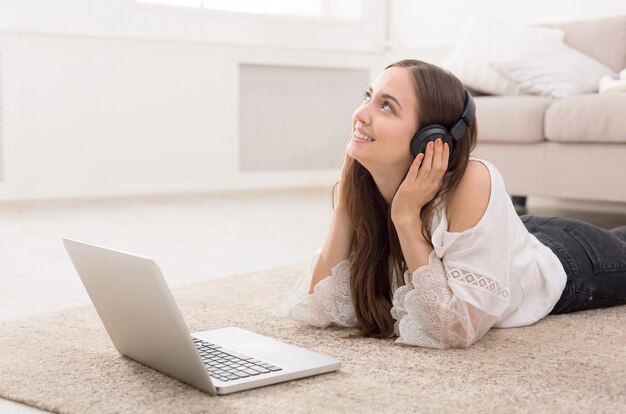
521;215;626;314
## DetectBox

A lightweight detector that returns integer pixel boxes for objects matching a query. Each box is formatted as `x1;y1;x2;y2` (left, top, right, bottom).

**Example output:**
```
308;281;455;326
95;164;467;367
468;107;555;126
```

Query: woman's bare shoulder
445;160;491;233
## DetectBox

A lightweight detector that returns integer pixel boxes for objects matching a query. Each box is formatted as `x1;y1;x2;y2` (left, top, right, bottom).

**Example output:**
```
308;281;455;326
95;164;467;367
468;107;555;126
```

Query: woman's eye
362;91;393;113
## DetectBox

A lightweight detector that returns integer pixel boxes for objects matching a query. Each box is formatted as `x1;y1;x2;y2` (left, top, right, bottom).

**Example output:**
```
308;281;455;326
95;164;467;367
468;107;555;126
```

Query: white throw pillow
491;43;618;98
441;15;565;96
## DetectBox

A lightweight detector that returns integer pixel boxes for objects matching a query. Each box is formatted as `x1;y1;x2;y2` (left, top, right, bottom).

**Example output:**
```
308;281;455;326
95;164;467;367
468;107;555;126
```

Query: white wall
0;33;383;200
387;0;626;49
0;0;386;201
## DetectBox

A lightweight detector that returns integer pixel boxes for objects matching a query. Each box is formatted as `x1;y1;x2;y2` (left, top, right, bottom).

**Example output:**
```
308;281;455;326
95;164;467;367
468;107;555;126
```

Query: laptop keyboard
192;337;283;383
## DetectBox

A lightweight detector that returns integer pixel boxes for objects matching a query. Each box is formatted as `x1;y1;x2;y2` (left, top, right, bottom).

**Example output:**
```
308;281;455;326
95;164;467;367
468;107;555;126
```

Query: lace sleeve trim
447;268;510;298
390;251;494;349
273;254;358;328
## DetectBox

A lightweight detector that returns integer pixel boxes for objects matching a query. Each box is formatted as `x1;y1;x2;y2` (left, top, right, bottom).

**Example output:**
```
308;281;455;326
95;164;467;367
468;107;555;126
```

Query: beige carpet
1;263;625;414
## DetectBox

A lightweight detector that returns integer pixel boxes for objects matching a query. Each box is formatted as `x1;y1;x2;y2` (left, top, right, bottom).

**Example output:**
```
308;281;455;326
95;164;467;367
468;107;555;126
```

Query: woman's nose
353;102;371;125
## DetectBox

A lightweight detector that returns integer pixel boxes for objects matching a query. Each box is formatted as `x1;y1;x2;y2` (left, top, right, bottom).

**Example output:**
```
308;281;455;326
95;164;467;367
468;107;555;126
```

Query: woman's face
347;66;419;173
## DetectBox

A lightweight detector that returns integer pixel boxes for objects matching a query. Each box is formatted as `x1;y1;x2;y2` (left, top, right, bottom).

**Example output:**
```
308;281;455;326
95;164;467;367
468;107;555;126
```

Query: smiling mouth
353;130;374;141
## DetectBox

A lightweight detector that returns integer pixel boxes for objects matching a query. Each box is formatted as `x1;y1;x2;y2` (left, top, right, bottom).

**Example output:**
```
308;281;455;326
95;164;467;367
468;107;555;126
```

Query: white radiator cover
239;64;369;172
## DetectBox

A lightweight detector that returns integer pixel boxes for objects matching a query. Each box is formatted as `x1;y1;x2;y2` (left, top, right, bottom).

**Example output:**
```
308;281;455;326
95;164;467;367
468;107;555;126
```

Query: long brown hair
332;59;478;338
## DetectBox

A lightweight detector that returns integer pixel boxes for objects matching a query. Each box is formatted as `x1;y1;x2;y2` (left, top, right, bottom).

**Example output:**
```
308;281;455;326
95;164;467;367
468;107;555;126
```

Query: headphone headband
449;89;476;142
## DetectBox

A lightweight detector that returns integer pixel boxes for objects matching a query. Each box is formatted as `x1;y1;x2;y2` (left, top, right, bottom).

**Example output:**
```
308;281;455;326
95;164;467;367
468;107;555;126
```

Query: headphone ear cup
410;125;451;157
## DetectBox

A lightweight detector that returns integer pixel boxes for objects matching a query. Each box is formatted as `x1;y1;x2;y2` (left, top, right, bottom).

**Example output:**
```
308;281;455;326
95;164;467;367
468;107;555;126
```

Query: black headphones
410;89;476;157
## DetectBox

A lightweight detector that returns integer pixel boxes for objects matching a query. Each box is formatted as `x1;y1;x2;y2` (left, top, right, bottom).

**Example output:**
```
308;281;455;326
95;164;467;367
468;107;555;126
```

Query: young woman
274;59;626;349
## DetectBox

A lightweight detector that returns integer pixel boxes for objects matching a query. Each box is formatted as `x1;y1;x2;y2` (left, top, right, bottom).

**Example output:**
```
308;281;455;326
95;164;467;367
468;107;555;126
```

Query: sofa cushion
442;16;565;96
544;93;626;143
490;41;616;99
475;96;553;143
544;15;626;73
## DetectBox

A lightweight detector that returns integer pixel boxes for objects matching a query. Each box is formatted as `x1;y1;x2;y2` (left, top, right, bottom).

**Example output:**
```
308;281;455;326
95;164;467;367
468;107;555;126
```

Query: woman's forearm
393;216;433;274
309;204;354;294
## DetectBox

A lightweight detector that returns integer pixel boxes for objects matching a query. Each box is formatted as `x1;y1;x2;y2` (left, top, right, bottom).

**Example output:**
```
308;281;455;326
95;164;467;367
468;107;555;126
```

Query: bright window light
266;0;321;17
137;0;362;21
329;0;361;21
137;0;202;7
202;0;265;14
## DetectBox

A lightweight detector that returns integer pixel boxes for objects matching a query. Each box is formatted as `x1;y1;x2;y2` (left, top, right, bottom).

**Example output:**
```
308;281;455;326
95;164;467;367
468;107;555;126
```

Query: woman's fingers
417;138;448;185
418;141;434;179
411;137;451;182
408;152;425;180
431;139;443;172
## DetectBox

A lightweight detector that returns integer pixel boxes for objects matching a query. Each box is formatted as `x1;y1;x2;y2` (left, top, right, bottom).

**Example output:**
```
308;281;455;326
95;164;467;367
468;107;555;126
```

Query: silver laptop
63;238;340;395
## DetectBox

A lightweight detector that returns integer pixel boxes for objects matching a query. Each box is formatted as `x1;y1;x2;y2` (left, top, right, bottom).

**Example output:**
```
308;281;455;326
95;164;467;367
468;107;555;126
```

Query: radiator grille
239;64;369;172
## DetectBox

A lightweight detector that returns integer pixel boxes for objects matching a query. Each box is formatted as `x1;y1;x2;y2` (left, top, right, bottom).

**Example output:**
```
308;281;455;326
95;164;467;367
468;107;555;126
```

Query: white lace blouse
273;157;568;349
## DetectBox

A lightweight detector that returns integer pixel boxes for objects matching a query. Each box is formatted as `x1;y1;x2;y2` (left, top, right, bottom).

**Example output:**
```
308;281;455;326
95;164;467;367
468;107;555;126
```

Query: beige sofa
471;16;626;205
